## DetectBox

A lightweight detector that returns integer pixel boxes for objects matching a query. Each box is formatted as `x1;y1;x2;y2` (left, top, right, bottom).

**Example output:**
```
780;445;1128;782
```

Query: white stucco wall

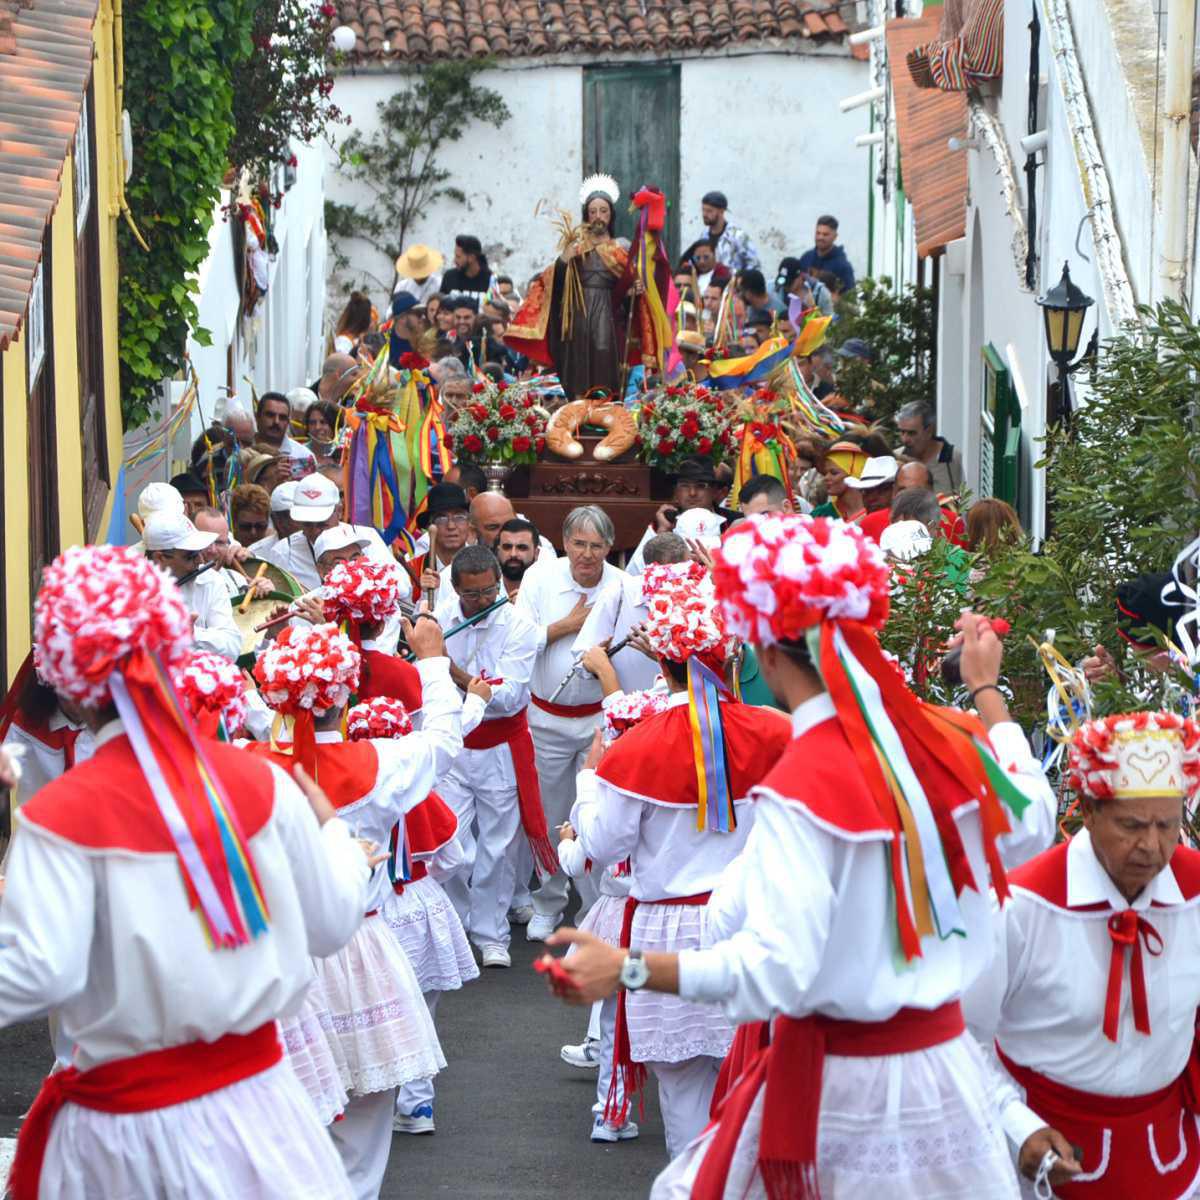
327;50;869;306
677;52;870;279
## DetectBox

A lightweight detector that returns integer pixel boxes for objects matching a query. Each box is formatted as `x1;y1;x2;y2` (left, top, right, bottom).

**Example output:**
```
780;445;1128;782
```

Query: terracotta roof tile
334;0;855;61
0;0;97;350
886;13;968;258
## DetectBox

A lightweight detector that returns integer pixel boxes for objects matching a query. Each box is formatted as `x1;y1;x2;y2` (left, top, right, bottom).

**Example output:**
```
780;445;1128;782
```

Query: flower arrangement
444;377;549;465
636;380;733;471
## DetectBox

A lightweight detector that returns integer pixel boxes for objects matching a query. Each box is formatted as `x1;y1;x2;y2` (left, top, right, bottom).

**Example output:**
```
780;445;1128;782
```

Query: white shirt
209;565;249;599
434;594;538;720
572;691;755;901
574;573;660;694
986;721;1058;869
178;569;242;662
965;829;1200;1150
263;526;394;591
1;712;96;804
248;531;281;558
394;274;444;304
678;693;997;1026
278;434;316;466
0;721;369;1069
515;557;622;706
559;769;634;900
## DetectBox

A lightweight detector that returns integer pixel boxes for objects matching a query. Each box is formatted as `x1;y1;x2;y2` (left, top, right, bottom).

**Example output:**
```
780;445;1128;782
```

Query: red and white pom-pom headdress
347;697;414;741
641;569;733;670
323;558;406;628
253;623;361;718
1070;711;1200;803
713;514;1021;962
172;650;249;739
602;687;670;746
33;545;271;950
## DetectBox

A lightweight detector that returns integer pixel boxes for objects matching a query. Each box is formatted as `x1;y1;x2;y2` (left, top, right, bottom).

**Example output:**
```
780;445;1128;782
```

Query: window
980;343;1020;509
28;220;59;608
76;75;108;537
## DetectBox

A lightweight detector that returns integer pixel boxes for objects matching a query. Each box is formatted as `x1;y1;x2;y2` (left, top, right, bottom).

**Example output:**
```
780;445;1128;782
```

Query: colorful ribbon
686;657;736;834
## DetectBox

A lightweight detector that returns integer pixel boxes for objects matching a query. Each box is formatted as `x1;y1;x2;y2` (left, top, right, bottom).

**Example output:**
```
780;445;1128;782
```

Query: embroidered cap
1069;711;1200;802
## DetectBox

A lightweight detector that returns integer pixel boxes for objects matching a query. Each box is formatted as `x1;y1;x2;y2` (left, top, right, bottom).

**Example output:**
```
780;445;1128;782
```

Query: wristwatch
619;948;651;991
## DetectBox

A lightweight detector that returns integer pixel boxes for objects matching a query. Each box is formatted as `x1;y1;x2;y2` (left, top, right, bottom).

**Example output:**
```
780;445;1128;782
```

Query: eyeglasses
566;537;609;555
432;512;469;527
458;583;501;602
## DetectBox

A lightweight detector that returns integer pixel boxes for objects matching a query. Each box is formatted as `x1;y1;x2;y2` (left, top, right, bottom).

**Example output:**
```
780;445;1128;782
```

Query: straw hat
394;244;445;280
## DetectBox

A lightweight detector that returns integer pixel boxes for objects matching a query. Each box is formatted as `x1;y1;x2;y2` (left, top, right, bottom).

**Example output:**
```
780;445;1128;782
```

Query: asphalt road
0;923;667;1199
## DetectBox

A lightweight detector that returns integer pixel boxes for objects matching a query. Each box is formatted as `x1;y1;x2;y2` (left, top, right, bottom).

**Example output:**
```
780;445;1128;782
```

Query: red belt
694;1000;965;1200
531;693;603;718
463;708;558;874
996;1042;1200;1198
605;892;712;1126
8;1022;282;1200
392;859;430;894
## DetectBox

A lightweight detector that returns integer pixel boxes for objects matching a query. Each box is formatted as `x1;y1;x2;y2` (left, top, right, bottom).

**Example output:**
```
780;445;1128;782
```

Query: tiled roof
0;0;98;350
886;13;968;258
334;1;860;63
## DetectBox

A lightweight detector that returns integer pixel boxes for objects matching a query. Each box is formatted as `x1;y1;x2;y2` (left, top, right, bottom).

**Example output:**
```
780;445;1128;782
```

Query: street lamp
1037;260;1094;420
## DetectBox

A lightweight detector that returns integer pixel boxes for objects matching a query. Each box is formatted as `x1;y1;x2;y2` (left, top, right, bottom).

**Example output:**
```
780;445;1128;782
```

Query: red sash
530;694;602;719
694;1001;965;1200
8;1022;282;1200
996;1043;1200;1199
604;892;711;1126
711;1021;770;1117
463;708;558;874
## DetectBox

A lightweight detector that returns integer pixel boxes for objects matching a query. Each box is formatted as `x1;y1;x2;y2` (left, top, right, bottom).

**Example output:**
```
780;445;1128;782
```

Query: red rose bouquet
445;377;549;465
636;380;732;472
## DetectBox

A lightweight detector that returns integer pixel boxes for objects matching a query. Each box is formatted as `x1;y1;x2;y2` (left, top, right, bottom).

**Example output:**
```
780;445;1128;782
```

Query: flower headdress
602;688;670;746
33;545;269;950
172;650;249;740
713;514;1024;962
323;558;406;627
347;696;414;741
1069;711;1200;803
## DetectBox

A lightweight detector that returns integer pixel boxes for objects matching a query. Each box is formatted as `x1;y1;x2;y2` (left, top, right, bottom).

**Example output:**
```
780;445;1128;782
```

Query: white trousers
593;993;625;1122
527;705;602;924
647;1056;721;1160
329;1087;397;1200
439;745;522;947
395;991;440;1114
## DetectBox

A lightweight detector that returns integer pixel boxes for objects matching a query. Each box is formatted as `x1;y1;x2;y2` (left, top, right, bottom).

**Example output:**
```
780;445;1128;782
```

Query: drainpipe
1160;0;1196;305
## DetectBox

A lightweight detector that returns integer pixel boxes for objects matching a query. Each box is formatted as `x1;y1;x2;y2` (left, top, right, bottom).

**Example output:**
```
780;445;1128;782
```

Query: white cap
287;387;318;415
291;473;340;523
843;456;899;490
674;507;725;543
270;480;298;513
879;519;933;562
142;512;218;552
137;482;186;521
313;523;371;561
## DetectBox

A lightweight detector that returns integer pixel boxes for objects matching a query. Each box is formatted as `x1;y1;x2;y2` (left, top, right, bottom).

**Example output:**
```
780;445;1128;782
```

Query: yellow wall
4;335;31;685
52;154;85;551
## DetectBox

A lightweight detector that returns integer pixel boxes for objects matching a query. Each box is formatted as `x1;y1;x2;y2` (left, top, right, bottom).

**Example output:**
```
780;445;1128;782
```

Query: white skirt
651;1032;1020;1200
574;891;627;948
628;900;733;1064
39;1059;353;1199
313;915;446;1097
380;875;479;995
279;975;349;1127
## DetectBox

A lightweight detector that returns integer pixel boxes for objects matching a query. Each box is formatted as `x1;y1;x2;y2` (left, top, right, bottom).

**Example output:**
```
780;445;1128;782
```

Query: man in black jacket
440;234;492;294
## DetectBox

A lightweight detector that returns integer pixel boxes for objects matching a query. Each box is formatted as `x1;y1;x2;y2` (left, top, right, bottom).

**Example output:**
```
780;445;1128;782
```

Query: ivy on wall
118;0;253;428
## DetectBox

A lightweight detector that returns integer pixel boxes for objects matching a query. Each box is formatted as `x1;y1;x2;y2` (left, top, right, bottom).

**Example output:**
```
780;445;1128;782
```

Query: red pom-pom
347;696;413;740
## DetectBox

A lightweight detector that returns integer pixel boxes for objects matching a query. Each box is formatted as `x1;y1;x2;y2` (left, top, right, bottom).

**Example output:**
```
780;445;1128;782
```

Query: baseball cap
137;482;186;521
844;456;899;490
270;480;298;513
391;292;419;318
286;387;317;415
142;513;218;553
291;473;340;523
313;523;372;560
836;338;875;363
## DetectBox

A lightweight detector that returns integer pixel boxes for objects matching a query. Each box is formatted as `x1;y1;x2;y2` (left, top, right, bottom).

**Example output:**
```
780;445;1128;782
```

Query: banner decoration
630;186;680;379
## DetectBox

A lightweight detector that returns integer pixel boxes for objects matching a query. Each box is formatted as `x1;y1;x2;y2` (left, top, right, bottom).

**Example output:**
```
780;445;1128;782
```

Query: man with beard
495;518;542;599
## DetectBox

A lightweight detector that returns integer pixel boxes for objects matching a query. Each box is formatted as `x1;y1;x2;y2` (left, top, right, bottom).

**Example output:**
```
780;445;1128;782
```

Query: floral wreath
34;545;194;707
636;379;733;472
1069;711;1200;802
323;558;406;625
347;697;414;741
713;513;891;645
172;650;249;737
253;623;360;716
445;376;549;465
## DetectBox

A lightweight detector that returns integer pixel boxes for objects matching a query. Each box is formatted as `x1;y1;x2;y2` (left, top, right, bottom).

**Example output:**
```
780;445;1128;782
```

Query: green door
582;65;681;263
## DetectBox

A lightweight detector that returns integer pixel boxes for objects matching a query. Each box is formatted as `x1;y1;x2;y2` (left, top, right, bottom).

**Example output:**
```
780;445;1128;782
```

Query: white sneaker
591;1114;639;1142
526;913;558;942
560;1038;601;1070
509;904;534;925
480;943;511;968
393;1104;435;1134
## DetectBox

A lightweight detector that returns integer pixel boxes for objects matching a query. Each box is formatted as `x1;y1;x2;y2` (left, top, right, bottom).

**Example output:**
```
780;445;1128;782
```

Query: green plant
328;62;510;282
118;0;253;427
830;277;935;426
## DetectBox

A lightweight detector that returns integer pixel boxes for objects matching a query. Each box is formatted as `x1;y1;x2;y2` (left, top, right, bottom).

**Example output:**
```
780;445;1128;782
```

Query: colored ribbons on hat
687;657;736;835
109;648;270;949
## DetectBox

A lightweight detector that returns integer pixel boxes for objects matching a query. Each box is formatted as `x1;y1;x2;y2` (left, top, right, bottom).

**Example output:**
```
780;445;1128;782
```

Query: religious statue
506;175;635;400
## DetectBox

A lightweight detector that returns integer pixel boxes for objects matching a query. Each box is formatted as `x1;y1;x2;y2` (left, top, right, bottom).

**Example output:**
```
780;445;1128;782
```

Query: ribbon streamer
686;657;736;835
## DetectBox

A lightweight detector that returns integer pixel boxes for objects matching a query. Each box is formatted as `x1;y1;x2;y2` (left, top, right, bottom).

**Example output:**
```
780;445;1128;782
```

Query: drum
231;589;296;669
